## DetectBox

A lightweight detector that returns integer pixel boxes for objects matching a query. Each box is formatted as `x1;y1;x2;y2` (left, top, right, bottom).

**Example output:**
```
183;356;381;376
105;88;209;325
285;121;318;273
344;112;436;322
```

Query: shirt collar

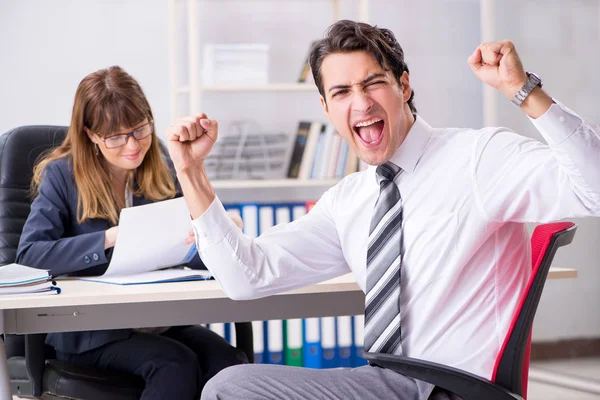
368;115;433;180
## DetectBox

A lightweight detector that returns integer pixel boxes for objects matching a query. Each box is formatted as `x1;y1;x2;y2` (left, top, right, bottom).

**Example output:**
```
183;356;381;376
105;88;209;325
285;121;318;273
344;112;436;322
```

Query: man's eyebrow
362;73;387;84
327;73;388;93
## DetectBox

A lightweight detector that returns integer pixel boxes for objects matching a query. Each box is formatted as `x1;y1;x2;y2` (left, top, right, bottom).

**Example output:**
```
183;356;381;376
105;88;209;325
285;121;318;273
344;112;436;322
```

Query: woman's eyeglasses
100;121;154;149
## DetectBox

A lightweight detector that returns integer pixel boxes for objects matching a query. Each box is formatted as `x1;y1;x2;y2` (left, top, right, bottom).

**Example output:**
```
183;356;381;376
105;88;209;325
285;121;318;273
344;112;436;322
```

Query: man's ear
320;95;329;119
400;71;412;103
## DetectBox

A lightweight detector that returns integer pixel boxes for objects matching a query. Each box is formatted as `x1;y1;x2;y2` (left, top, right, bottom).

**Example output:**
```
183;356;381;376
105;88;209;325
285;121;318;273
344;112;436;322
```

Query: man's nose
352;91;374;114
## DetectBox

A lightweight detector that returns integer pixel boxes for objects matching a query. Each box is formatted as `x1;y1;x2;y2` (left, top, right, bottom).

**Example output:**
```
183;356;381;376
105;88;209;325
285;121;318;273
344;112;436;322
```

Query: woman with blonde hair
17;66;247;399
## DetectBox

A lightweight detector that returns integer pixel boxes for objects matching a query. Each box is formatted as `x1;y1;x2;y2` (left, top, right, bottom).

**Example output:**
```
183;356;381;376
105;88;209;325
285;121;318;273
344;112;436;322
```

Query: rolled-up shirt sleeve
191;187;351;300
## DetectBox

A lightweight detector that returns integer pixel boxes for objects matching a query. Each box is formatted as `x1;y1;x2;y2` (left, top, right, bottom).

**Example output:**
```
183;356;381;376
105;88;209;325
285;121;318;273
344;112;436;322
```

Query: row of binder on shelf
287;121;359;180
219;201;368;367
224;200;316;237
207;316;368;368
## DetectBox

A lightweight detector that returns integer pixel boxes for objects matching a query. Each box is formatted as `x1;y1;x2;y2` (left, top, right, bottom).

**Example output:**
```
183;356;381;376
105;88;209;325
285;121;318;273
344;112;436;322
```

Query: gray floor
528;358;600;400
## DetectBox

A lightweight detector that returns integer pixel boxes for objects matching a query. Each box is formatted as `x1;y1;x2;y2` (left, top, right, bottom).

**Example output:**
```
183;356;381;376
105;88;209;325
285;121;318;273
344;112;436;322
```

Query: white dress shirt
191;100;600;380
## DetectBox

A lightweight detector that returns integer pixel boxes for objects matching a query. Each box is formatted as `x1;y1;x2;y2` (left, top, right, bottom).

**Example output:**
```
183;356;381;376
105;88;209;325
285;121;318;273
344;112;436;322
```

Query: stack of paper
79;268;212;286
78;197;213;285
0;263;60;296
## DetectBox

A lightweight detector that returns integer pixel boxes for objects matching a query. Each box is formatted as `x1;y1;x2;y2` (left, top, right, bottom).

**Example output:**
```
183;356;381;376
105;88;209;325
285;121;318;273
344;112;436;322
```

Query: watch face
527;72;542;86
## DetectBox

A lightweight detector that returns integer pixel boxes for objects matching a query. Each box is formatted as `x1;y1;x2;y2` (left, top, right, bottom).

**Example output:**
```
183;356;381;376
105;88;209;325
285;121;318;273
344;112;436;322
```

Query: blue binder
303;318;322;369
224;323;231;344
336;316;353;367
258;205;275;236
352;315;368;367
266;320;284;365
274;204;292;225
321;316;338;368
241;203;259;238
252;320;265;363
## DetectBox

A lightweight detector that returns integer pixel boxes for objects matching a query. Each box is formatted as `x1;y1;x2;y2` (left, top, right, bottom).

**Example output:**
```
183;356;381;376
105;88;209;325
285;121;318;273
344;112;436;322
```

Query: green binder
283;319;303;366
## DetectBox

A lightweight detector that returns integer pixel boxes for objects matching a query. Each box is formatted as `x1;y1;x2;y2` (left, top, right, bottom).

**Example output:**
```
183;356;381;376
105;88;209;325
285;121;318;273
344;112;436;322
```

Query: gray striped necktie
364;161;404;356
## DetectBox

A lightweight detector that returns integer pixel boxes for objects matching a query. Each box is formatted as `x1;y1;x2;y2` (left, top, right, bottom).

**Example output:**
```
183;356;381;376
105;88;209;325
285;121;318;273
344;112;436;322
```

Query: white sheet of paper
103;197;195;277
79;269;211;285
0;263;50;286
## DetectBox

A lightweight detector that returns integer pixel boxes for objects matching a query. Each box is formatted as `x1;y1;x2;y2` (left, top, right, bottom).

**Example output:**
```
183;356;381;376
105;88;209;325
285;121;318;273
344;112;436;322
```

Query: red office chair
364;222;577;400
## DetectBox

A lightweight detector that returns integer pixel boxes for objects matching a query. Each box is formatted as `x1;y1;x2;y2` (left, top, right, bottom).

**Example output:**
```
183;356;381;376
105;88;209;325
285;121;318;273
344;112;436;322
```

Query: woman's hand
104;226;119;249
228;211;244;230
184;211;244;245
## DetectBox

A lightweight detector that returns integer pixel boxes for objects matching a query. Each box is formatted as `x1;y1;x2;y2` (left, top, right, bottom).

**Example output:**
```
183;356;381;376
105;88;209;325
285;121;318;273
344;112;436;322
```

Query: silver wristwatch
510;72;542;107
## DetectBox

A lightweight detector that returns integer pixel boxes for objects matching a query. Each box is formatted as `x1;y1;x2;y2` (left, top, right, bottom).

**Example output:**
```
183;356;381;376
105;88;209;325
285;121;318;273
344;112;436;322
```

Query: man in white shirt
166;20;600;400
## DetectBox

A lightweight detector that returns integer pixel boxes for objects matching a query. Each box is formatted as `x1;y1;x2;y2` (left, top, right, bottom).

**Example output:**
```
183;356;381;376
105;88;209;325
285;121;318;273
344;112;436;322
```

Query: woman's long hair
32;66;176;225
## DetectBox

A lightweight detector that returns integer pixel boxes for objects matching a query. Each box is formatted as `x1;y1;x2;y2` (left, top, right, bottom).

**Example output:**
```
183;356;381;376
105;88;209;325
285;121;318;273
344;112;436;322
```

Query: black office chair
0;125;254;399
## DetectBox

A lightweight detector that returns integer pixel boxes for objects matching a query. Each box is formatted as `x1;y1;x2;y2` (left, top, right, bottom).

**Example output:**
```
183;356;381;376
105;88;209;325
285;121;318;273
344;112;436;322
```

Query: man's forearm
177;163;216;219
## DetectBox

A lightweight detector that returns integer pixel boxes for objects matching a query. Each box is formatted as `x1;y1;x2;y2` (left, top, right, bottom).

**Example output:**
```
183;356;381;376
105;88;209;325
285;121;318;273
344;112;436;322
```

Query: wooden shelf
546;267;578;280
177;84;315;95
212;178;338;190
212;179;339;203
169;0;370;118
200;83;316;92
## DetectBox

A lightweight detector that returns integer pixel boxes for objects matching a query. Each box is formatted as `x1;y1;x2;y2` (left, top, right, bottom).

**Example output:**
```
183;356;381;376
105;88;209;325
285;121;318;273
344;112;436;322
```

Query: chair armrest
362;352;523;400
6;334;46;397
234;322;254;363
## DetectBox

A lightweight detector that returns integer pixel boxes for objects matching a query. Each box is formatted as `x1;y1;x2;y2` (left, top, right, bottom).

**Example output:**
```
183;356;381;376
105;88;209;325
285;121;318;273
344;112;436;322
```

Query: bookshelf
212;178;339;203
168;0;369;116
201;83;317;93
167;0;369;198
176;83;316;94
212;178;339;190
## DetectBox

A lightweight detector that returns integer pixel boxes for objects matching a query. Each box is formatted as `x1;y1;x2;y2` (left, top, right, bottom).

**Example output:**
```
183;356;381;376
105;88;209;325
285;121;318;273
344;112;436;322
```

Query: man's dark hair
309;19;417;114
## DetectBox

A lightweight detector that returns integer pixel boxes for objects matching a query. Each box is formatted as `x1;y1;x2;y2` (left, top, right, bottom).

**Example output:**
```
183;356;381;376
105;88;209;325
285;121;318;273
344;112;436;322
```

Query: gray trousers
201;364;460;400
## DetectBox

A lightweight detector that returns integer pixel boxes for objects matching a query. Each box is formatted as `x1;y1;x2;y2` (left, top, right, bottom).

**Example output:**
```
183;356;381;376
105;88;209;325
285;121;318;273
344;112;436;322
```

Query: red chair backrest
491;222;576;398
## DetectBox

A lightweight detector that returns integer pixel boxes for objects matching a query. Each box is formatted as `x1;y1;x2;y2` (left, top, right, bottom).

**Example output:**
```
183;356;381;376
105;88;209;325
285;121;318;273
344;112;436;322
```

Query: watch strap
511;72;542;107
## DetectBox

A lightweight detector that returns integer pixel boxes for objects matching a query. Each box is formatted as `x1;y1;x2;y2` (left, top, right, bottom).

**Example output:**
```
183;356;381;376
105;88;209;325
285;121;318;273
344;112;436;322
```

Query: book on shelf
202;118;358;182
311;124;336;179
288;120;359;180
287;121;312;178
309;124;326;179
326;133;343;179
0;263;61;296
298;122;324;179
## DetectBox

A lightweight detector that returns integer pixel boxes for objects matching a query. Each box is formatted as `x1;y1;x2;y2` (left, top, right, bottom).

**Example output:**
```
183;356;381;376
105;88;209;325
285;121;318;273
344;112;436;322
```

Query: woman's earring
94;142;99;156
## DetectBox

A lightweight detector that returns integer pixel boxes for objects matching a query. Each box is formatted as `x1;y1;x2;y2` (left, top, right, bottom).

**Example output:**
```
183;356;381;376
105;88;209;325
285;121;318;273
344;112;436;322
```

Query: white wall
0;0;170;136
1;0;598;341
175;0;483;137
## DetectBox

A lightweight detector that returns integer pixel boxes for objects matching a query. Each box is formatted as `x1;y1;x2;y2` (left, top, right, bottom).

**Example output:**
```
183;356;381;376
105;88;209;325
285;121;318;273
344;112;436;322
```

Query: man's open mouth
354;118;385;146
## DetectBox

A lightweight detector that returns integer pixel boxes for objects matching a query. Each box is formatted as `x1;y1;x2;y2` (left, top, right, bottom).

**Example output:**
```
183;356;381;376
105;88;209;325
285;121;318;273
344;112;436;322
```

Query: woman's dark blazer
16;156;205;354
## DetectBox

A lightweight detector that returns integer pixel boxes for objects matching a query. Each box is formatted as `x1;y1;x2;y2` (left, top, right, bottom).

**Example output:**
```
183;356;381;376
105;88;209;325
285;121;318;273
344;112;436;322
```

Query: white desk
0;268;577;398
